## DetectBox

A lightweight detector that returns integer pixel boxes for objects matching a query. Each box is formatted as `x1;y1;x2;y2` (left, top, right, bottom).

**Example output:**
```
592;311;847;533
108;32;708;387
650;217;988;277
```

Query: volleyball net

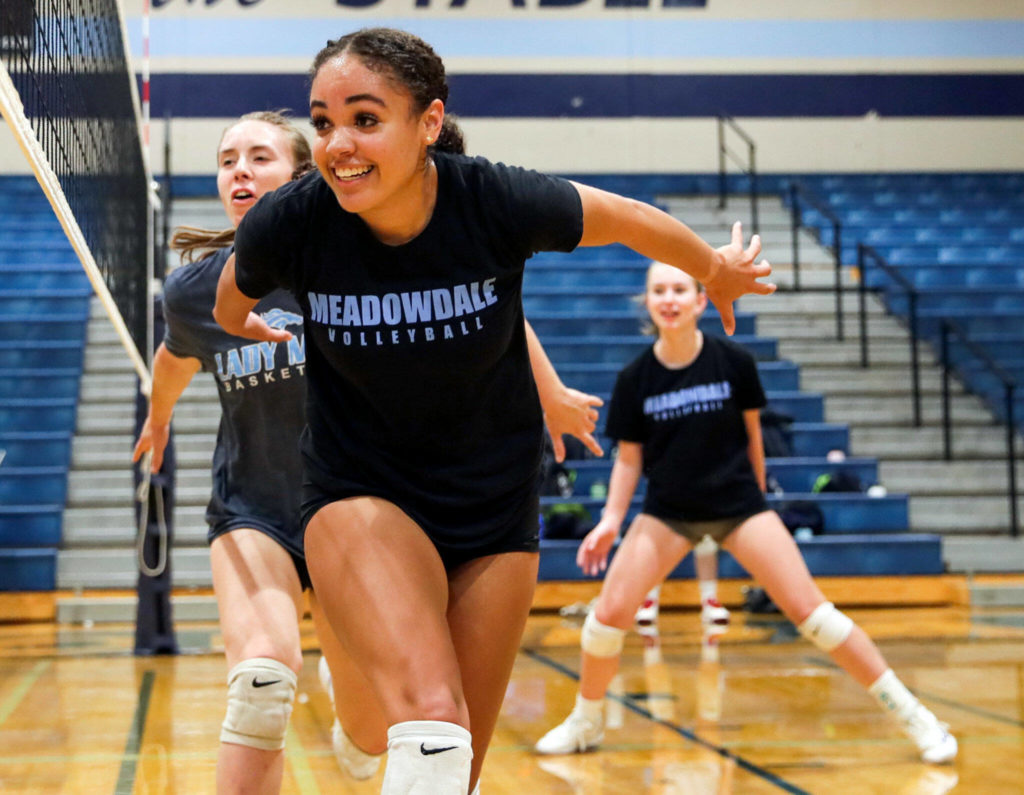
0;0;154;389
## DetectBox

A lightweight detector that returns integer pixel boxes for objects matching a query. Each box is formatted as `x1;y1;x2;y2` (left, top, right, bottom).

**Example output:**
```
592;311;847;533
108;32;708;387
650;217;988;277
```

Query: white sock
699;580;717;602
645;584;661;602
868;669;918;721
575;692;604;723
381;720;472;795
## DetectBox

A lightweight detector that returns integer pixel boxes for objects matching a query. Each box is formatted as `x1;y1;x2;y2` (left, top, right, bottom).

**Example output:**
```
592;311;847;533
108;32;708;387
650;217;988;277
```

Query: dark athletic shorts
209;519;312;590
644;509;769;545
301;480;540;573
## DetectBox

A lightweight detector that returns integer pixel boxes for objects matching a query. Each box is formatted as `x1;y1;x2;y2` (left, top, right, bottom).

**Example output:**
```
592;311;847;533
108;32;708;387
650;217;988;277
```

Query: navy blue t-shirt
605;335;767;522
162;247;307;556
233;152;583;549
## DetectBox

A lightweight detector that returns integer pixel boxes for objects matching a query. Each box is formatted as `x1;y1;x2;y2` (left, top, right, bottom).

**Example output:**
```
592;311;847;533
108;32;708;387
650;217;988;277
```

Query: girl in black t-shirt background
535;264;956;765
213;28;776;795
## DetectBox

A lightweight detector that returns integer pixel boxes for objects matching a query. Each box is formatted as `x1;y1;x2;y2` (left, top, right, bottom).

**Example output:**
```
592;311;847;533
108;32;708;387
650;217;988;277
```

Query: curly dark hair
311;28;465;155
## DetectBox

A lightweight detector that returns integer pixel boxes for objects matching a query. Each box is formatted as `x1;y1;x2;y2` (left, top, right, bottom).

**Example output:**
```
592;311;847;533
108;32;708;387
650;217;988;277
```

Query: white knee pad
221;657;298;751
382;720;472;795
582;612;625;658
797;602;854;652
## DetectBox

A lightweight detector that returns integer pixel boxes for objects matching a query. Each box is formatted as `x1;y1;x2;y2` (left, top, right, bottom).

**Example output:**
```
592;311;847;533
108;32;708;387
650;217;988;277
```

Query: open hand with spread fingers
704;221;775;335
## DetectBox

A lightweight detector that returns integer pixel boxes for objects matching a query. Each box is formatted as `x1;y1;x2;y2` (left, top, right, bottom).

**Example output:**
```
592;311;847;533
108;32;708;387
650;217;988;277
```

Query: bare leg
583;516;692;699
304;497;467;726
448;551;539;792
308;592;389;755
211;529;305;795
721;512;887;685
536;516;692;755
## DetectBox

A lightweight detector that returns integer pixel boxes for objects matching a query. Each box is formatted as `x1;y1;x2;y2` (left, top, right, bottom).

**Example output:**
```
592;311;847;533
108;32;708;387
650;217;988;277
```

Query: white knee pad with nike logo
221;657;297;751
382;720;472;795
797;601;854;652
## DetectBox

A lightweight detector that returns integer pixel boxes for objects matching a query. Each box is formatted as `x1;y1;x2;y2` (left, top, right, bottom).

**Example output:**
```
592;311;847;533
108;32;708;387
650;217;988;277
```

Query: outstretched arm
571;183;775;335
743;408;767;492
213;253;292;343
576;441;643;577
525;320;604;461
132;343;202;473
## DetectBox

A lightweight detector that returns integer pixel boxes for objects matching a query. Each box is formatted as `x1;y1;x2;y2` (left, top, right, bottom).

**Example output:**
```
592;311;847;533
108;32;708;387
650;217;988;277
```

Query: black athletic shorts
301;480;540;573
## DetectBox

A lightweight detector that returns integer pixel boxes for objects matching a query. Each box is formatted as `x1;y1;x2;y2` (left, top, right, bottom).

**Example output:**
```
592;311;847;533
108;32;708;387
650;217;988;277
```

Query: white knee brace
221;657;298;751
582;612;626;658
382;720;472;795
797;602;854;652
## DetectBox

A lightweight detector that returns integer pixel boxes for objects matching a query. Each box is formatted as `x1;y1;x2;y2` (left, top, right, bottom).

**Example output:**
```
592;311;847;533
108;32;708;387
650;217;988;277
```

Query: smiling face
644;262;707;336
216;119;296;229
309;54;443;232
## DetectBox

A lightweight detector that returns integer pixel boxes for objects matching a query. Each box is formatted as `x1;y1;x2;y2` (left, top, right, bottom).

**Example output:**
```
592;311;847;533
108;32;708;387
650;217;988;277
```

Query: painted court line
0;660;50;727
285;723;322;795
522;648;811;795
114;669;155;795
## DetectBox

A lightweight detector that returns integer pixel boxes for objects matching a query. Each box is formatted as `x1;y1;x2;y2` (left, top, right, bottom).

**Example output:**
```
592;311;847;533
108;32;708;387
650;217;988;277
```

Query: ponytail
169;226;235;266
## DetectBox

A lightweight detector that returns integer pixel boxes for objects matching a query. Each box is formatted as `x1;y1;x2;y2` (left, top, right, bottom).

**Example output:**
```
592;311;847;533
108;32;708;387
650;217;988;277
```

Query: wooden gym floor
1;577;1023;794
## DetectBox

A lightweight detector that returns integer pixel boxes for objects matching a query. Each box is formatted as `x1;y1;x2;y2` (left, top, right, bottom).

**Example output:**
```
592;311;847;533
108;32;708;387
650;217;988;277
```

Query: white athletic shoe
700;598;730;626
318;655;382;779
331;719;382;780
900;704;958;764
635;594;660;626
534;711;604;755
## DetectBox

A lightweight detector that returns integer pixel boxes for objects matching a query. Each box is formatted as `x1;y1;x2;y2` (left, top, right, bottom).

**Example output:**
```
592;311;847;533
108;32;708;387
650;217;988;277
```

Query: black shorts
645;509;768;545
301;479;540;573
208;518;312;590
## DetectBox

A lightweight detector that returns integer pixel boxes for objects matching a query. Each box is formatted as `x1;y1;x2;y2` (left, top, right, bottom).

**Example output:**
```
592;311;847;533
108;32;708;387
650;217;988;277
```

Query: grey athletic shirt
162;246;308;556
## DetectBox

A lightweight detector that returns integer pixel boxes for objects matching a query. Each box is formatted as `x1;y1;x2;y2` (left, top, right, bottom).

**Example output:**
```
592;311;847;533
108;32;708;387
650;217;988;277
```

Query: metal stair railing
787;181;845;339
939;318;1019;537
856;242;1019;537
716;115;759;236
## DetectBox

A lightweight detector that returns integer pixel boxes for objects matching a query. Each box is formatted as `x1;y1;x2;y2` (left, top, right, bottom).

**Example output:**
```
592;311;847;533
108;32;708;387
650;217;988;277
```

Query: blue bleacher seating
0;177;86;590
539;531;942;580
793;172;1024;425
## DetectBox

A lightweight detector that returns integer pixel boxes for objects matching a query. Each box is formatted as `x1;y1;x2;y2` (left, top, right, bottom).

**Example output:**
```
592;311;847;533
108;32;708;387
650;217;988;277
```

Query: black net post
133;295;177;656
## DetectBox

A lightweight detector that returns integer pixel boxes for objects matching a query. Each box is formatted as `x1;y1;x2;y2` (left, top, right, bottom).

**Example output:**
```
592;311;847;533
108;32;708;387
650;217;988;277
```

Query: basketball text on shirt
215;307;306;392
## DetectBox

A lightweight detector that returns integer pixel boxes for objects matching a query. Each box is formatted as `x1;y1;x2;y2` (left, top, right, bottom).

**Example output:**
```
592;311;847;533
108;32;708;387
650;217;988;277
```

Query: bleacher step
910;495;1024;534
969;583;1024;607
854;426;1021;460
56;594;220;624
825;394;994;426
944;537;1024;573
57;547;213;589
880;460;1020;495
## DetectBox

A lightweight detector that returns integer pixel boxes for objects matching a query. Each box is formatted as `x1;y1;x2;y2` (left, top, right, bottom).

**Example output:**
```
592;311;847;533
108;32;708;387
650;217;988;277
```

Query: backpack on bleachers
777;499;825;536
761;406;795;458
812;468;863;493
